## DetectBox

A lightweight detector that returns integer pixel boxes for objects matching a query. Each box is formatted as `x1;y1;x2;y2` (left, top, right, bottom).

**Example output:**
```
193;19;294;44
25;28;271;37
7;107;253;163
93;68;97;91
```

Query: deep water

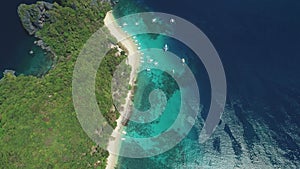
0;0;53;78
114;0;300;168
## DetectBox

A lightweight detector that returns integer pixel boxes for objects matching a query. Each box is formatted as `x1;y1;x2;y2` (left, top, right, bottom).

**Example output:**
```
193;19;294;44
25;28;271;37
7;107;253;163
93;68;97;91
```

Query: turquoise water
113;0;300;168
15;37;53;77
112;2;206;168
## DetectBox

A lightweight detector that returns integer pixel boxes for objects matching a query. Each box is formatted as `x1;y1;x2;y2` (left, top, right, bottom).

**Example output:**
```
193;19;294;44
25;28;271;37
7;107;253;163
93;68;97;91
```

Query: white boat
152;18;157;23
182;58;186;63
170;18;175;23
163;44;169;52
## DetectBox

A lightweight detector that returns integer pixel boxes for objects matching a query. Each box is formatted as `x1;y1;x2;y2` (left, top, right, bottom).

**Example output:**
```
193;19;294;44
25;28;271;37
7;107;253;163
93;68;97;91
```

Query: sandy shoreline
104;11;140;169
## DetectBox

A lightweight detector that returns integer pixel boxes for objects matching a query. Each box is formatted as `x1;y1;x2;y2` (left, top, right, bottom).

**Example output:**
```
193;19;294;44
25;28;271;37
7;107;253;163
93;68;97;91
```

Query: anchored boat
163;44;169;52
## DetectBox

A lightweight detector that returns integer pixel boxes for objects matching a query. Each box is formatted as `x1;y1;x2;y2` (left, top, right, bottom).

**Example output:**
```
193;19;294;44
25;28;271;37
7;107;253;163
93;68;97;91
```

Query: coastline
104;11;140;169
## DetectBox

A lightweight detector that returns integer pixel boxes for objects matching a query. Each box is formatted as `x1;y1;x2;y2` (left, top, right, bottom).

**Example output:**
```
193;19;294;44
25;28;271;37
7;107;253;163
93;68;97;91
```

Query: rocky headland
18;1;54;36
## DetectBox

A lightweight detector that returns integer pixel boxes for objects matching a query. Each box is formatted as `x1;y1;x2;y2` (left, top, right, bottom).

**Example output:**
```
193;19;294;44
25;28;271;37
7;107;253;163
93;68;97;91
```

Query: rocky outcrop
3;70;16;76
18;1;54;35
34;40;52;53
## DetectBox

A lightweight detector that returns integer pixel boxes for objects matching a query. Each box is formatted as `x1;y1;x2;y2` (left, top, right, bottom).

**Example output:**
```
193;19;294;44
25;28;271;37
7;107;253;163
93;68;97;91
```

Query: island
0;0;133;168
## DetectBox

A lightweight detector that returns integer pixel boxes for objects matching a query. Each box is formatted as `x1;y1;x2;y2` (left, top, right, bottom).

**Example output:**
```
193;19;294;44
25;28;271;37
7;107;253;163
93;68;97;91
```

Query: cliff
18;1;54;36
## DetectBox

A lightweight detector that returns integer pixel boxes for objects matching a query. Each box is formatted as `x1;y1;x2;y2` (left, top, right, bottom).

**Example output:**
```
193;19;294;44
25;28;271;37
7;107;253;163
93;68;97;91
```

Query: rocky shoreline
18;1;56;58
17;0;117;58
18;1;54;36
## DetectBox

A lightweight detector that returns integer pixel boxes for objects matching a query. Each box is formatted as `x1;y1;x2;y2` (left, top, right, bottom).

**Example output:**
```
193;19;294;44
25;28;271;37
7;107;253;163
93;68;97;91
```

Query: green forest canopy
0;0;129;168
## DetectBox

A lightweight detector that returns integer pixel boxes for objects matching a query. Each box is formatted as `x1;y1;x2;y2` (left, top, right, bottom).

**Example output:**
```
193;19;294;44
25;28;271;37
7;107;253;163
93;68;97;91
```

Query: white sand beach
104;11;140;169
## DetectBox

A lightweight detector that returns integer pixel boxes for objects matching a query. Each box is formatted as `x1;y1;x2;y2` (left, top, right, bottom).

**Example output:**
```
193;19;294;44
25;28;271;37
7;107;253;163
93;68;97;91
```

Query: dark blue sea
0;0;53;78
114;0;300;168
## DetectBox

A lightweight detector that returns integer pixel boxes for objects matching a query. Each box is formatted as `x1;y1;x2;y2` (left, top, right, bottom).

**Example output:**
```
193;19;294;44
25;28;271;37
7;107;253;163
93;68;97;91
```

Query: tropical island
0;0;133;168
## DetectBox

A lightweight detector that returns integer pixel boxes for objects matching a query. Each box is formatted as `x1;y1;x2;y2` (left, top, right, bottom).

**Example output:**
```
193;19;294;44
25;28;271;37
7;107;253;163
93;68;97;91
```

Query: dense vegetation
0;0;129;168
